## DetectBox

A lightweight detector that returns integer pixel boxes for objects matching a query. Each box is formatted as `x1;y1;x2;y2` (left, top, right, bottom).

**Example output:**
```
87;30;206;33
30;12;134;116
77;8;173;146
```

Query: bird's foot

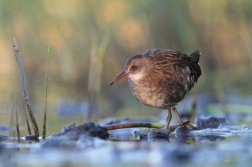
149;121;191;138
151;128;170;136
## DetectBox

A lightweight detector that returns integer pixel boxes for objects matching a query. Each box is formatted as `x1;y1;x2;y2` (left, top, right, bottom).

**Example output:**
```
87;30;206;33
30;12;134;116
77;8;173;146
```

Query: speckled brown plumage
110;48;201;129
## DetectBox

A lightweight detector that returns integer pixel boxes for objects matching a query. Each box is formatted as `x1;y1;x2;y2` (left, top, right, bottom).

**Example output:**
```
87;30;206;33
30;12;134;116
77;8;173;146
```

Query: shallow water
1;123;252;167
1;93;252;167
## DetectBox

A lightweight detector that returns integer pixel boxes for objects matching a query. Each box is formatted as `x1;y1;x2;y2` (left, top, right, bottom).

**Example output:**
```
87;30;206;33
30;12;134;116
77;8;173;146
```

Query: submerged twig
13;38;39;137
187;122;200;130
105;122;165;130
105;121;199;132
42;45;50;137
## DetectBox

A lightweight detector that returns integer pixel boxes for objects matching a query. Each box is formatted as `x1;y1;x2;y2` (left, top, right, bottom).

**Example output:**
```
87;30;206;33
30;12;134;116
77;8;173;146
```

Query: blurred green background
0;0;252;135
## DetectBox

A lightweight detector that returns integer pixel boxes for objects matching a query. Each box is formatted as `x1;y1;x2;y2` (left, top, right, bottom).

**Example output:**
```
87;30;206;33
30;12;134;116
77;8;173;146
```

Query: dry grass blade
42;45;50;137
19;91;32;135
25;118;32;135
13;38;40;137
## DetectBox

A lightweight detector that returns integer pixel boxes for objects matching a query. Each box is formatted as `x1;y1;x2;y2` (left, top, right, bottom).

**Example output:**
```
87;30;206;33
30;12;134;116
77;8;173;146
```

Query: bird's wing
144;48;201;82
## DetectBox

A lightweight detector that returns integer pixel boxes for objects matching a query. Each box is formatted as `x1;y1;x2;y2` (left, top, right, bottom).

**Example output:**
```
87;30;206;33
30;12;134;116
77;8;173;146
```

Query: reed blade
13;38;39;137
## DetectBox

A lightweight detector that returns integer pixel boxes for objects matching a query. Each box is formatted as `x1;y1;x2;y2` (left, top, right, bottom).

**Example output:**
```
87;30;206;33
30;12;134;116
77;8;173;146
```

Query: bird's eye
130;65;138;71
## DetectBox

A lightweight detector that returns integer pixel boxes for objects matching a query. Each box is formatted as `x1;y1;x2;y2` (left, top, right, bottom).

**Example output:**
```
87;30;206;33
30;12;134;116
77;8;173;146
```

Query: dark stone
196;115;227;129
41;122;109;149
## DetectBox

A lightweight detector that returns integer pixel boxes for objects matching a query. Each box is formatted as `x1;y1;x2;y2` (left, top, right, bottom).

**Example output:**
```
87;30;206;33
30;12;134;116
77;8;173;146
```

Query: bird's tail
188;50;201;82
189;50;200;63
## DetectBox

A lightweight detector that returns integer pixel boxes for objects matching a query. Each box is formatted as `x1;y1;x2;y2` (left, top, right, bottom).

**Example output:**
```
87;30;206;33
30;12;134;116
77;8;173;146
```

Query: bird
109;48;201;129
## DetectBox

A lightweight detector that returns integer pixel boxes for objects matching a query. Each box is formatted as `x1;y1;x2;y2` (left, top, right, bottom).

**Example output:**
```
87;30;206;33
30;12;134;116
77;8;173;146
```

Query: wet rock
174;126;192;133
55;122;109;139
196;115;227;129
174;126;193;143
41;122;109;149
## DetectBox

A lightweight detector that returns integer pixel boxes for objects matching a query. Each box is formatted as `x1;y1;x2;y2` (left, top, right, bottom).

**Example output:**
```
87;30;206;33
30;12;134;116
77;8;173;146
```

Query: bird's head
109;55;150;86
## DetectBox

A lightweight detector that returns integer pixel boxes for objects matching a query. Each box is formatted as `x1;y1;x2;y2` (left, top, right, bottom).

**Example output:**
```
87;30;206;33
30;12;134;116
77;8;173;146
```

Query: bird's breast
128;72;190;109
128;78;167;108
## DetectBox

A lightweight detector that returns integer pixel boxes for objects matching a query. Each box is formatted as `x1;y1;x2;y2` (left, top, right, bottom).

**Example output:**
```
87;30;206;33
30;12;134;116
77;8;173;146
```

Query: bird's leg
165;108;172;129
172;107;184;127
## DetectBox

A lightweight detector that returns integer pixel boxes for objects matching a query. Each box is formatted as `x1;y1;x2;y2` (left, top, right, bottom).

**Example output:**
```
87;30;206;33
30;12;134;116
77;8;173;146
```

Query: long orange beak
109;70;129;86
